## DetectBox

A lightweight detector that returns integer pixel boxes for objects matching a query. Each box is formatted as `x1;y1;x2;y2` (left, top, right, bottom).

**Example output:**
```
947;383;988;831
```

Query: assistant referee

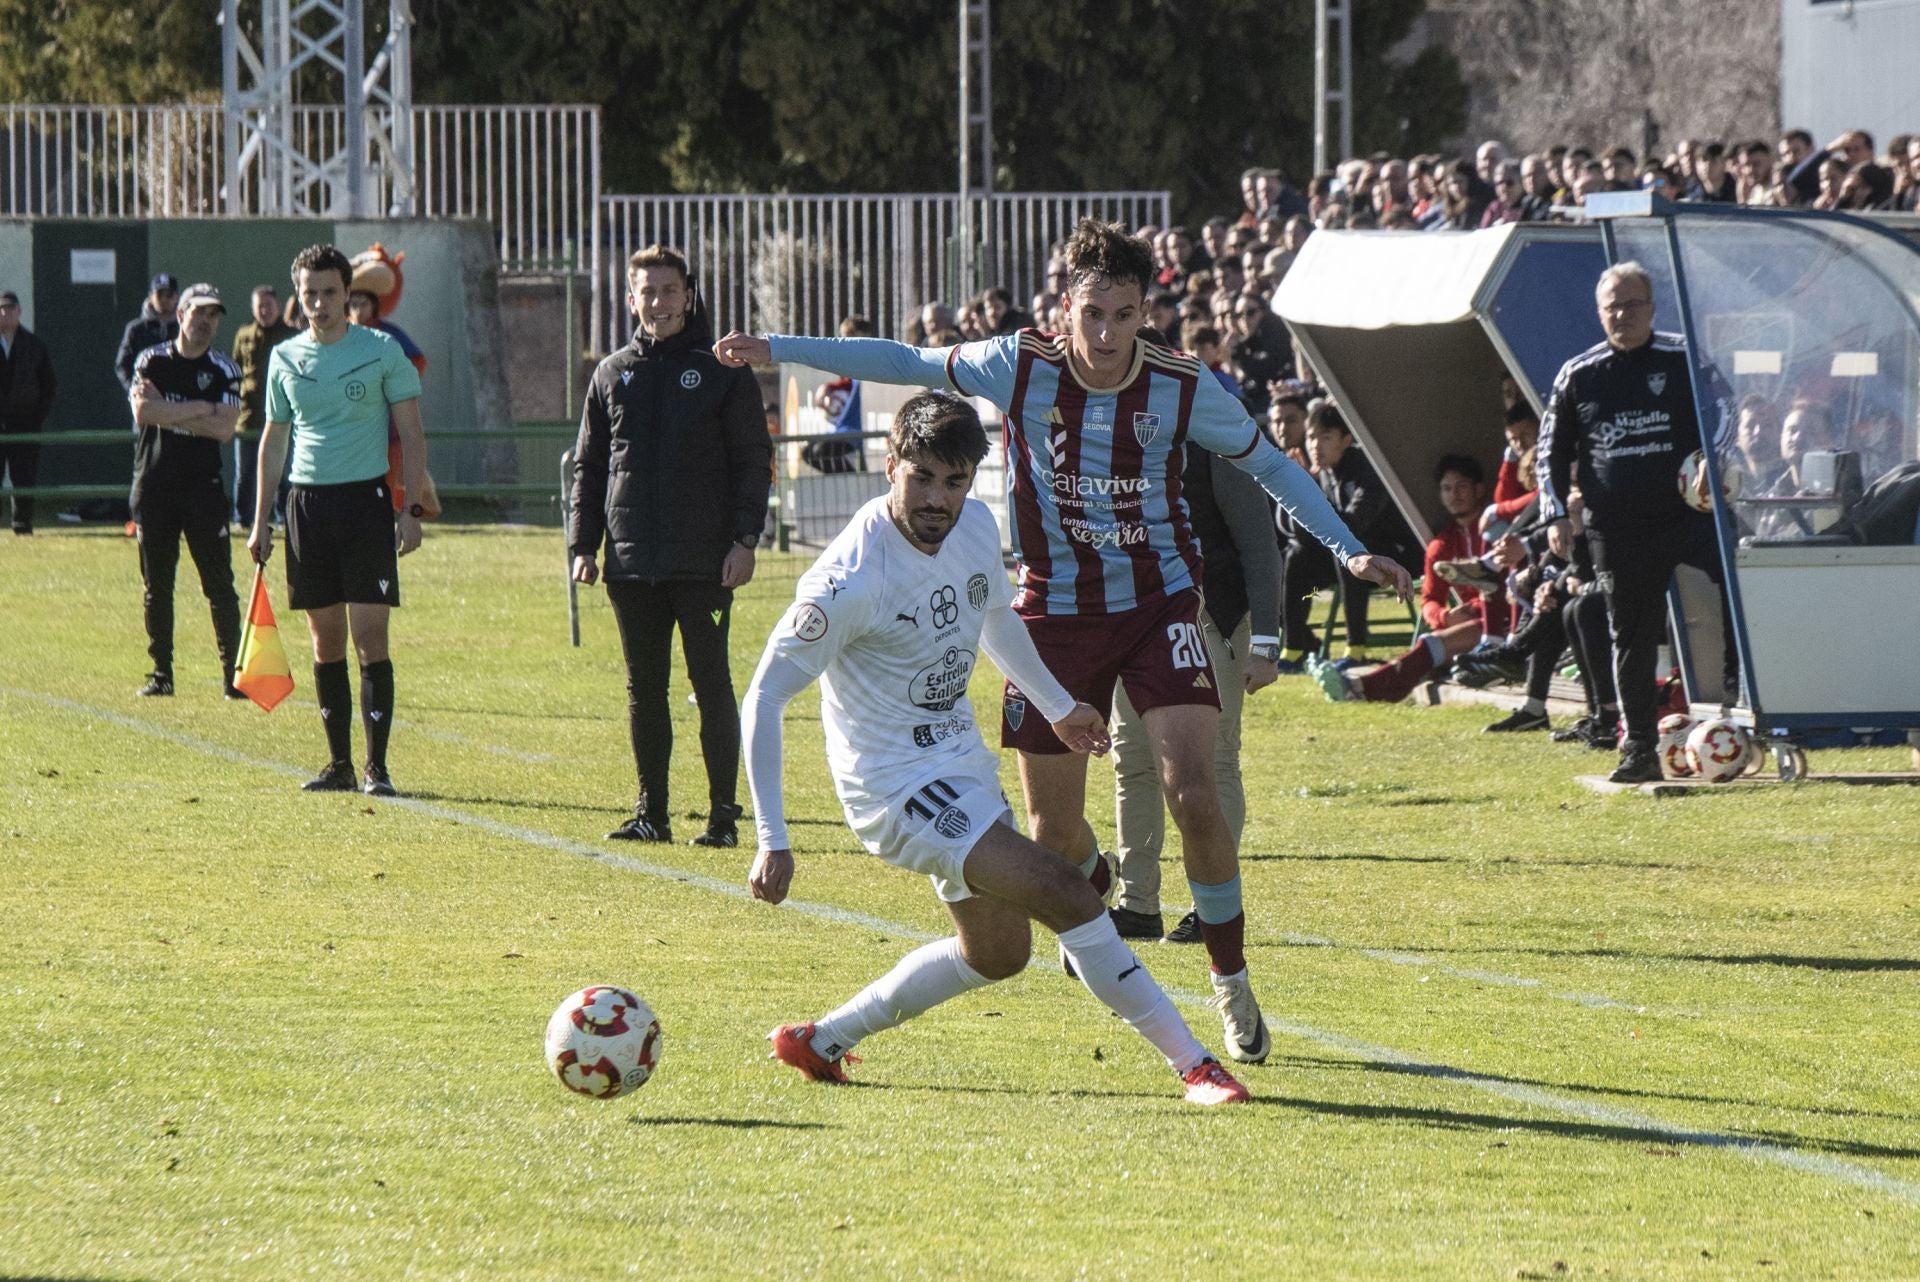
247;244;426;796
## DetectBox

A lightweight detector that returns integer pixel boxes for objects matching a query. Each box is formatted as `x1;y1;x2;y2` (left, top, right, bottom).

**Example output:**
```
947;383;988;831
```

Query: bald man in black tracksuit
1538;264;1735;783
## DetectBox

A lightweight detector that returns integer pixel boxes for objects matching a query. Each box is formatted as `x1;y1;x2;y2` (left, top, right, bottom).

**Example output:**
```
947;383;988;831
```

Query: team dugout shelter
1273;198;1920;757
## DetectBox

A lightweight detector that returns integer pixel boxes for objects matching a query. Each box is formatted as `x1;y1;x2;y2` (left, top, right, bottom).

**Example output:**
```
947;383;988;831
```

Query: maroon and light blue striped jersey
768;329;1366;616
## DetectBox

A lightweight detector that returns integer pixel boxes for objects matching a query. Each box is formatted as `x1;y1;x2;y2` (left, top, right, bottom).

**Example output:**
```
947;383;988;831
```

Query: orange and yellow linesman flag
235;567;295;711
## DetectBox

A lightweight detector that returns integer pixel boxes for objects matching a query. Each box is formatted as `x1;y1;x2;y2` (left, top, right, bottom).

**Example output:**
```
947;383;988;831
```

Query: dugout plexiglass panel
1599;203;1920;732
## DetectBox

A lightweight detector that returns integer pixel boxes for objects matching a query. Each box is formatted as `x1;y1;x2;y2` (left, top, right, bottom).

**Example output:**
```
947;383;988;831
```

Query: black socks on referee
360;660;394;771
314;659;354;765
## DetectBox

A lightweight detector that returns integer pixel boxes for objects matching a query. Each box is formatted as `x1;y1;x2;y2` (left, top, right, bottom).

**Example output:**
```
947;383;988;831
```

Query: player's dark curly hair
890;391;989;470
1063;218;1155;298
289;244;354;290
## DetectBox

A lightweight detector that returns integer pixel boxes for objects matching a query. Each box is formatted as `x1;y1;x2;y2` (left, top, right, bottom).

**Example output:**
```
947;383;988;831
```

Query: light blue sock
1188;873;1243;925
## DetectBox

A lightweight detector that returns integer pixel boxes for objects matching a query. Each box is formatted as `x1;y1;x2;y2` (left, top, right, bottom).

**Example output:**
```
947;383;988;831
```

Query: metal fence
600;191;1169;347
1;102;599;276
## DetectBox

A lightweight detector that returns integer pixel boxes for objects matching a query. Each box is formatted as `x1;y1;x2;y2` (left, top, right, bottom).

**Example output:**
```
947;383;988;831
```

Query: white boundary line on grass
9;686;1918;1208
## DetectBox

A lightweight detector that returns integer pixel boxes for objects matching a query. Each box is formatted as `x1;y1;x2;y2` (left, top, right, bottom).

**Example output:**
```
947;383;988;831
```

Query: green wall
0;218;511;504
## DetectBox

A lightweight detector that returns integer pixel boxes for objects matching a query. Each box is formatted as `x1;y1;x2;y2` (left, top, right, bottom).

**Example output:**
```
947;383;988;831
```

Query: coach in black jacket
570;244;771;848
0;290;58;534
1538;261;1736;784
115;274;181;392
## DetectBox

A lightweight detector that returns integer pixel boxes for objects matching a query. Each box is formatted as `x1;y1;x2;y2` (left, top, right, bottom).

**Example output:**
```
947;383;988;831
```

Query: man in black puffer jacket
570;244;771;847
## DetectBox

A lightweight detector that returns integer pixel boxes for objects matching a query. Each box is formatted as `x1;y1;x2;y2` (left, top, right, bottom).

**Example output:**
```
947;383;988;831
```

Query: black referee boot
691;803;744;848
137;672;174;697
302;760;358;792
608;801;672;843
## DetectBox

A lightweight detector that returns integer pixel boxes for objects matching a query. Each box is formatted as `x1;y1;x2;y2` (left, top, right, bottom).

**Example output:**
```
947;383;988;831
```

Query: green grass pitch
1;526;1916;1279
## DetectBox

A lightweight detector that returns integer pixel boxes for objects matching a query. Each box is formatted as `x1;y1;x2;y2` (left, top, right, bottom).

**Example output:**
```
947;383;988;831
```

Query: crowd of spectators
871;125;1919;754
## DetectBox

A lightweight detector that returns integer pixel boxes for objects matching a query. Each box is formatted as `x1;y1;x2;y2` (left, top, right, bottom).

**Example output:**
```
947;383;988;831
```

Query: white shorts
843;768;1014;903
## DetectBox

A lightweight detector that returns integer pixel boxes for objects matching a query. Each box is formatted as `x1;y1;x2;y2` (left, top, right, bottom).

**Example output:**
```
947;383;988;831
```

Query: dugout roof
1272;222;1608;544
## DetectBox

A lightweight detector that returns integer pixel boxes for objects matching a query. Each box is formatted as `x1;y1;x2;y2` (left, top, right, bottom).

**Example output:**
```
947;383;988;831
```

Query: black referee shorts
286;477;400;611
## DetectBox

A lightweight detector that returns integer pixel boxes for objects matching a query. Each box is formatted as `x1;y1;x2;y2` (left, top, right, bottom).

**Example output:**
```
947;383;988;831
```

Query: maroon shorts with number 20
1000;587;1220;755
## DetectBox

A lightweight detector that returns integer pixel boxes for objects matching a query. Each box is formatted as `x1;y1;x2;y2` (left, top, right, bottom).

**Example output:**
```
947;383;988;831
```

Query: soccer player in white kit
742;392;1250;1104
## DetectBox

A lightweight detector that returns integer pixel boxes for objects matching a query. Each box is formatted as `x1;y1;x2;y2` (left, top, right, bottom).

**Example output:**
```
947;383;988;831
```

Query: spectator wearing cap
230;284;299;526
127;284;244;699
0;289;58;535
115;272;181;394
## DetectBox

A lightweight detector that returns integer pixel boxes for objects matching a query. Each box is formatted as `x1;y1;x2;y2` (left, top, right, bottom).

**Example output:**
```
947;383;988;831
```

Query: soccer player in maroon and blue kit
717;219;1411;1064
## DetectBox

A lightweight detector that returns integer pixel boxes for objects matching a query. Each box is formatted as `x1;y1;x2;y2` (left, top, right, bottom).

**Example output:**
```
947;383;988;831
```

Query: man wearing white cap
128;283;244;698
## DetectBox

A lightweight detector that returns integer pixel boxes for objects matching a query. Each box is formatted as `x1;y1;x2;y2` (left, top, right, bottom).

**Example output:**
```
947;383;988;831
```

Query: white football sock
810;937;991;1060
1057;915;1209;1073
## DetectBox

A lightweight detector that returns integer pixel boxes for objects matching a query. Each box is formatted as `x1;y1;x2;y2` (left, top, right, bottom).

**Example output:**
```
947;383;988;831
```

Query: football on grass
1685;719;1752;783
545;985;662;1099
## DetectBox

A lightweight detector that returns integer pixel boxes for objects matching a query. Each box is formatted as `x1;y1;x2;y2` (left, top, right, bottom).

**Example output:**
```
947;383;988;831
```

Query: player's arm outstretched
739;570;869;905
714;331;1021;407
1186;376;1413;601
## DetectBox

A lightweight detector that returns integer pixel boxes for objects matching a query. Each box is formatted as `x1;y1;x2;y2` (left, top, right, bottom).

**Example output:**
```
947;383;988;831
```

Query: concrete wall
1781;0;1920;145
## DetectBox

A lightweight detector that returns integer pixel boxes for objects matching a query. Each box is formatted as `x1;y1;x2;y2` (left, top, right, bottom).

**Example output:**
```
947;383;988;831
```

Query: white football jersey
765;495;1016;808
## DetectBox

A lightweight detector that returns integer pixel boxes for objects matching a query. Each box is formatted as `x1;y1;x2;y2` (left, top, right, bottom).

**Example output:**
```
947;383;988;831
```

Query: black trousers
1561;590;1617;716
1279;538;1375;651
605;578;739;817
1587;514;1736;749
0;426;38;530
135;476;241;678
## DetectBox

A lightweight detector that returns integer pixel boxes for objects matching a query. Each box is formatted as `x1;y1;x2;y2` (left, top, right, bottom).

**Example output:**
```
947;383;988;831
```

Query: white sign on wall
70;249;116;284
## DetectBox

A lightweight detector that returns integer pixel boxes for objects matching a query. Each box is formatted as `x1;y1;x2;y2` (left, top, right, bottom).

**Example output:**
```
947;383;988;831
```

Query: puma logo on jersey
896;608;920;627
1116;962;1142;982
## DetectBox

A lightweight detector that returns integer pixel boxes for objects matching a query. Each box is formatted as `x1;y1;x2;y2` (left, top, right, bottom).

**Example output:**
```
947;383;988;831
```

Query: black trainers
1585;715;1622;751
362;764;398;797
137;673;174;697
1608;744;1664;784
1456;649;1527;689
608;813;672;842
302;760;358;792
1162;908;1203;945
1109;906;1164;939
1484;707;1550;733
691;803;743;848
1551;715;1596;743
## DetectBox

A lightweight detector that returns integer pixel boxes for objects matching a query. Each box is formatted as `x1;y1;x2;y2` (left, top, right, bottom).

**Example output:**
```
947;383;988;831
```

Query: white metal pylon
220;0;415;218
956;0;992;298
1313;0;1353;176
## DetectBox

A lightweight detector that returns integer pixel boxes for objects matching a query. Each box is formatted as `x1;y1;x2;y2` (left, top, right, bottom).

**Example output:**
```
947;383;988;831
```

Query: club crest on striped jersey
1132;412;1161;445
966;573;990;610
1003;691;1026;730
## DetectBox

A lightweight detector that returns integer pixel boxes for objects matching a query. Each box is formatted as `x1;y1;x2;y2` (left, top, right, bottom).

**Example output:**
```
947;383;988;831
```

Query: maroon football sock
1199;912;1247;976
1357;642;1438;704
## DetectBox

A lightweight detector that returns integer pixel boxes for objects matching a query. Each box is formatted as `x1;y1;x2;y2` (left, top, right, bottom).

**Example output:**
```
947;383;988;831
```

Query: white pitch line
8;686;1918;1207
1284;932;1644;1012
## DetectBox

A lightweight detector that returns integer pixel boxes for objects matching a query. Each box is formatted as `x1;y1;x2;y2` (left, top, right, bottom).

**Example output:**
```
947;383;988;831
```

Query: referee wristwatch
1248;641;1283;665
407;503;426;518
734;533;760;550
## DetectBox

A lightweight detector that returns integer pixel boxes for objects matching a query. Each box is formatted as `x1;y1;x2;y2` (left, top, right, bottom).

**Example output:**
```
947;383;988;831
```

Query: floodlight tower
220;0;416;218
957;0;992;298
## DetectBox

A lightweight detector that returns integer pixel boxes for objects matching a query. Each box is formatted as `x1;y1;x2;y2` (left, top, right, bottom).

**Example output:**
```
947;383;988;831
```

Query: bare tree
1429;0;1780;159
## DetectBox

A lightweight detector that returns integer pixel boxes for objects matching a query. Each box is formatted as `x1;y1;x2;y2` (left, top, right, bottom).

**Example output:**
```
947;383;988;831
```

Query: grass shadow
1400;945;1920;972
627;1115;831;1131
1280;1054;1920;1128
1241;851;1458;865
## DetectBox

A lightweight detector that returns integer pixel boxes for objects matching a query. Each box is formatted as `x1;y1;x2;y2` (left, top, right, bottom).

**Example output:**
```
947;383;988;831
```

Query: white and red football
545;985;662;1100
1656;713;1697;777
1685;718;1752;783
1678;449;1742;513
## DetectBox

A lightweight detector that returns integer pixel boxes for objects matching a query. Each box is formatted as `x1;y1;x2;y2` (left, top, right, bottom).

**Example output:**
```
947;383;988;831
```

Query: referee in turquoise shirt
248;244;426;797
